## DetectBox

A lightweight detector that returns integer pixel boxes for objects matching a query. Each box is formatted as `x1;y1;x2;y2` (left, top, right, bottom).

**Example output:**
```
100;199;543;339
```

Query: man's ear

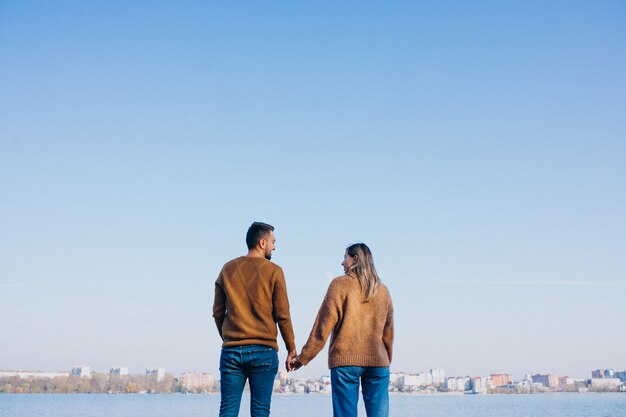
258;238;267;250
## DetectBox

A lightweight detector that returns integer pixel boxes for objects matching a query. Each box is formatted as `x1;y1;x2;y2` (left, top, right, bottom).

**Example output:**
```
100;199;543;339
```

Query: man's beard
265;253;272;260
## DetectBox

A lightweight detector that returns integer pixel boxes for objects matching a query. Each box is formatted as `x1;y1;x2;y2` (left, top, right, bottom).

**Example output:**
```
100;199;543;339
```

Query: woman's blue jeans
219;345;279;417
331;366;390;417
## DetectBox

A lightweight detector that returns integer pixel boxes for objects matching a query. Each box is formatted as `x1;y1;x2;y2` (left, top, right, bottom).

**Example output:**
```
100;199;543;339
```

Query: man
213;222;297;417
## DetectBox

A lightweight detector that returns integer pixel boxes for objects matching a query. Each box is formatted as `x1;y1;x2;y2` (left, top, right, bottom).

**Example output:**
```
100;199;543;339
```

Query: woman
290;243;394;417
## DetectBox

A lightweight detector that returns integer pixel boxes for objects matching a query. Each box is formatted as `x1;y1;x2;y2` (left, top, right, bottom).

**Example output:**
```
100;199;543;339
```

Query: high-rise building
470;377;486;393
146;368;166;382
71;365;91;378
491;374;512;386
445;377;458;391
179;372;213;389
531;374;559;388
458;377;470;391
591;369;603;378
110;366;128;376
429;368;446;386
402;374;421;388
592;369;621;379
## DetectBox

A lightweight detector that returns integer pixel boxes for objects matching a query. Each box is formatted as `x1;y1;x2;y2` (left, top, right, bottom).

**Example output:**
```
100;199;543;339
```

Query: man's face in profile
262;231;276;260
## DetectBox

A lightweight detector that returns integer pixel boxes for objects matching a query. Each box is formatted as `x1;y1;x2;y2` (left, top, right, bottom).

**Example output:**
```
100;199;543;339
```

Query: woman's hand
286;352;303;372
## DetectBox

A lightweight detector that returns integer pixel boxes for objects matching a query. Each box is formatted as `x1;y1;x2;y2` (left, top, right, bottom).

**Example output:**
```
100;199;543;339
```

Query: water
1;393;625;417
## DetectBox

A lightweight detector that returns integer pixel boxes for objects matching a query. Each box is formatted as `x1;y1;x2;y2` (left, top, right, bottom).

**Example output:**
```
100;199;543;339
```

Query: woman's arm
297;280;343;366
383;295;394;363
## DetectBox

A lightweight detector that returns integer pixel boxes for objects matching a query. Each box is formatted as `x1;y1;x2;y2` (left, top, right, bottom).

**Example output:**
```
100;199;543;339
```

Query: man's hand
286;350;302;372
289;355;303;372
286;350;301;372
285;350;296;371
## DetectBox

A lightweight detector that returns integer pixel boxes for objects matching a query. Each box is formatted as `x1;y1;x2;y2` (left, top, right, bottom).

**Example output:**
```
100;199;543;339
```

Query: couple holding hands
213;222;394;417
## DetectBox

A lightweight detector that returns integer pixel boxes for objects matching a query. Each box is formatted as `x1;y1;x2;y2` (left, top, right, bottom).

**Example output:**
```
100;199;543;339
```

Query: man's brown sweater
298;274;394;368
213;256;296;352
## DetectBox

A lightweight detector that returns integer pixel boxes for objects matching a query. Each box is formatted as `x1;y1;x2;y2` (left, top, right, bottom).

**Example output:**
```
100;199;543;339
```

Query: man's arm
212;277;226;340
272;268;296;352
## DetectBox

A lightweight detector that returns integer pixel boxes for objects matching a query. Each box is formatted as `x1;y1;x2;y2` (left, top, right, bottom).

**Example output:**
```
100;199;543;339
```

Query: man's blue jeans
219;345;279;417
331;366;390;417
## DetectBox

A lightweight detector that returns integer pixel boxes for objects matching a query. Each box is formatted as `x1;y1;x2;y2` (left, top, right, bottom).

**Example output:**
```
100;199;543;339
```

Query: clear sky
1;1;625;380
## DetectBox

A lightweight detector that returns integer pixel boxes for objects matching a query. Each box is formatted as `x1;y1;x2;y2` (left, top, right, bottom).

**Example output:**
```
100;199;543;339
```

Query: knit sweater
213;256;296;352
298;274;394;368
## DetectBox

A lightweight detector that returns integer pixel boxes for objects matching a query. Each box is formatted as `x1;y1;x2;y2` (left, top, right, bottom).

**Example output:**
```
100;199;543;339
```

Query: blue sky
1;1;625;379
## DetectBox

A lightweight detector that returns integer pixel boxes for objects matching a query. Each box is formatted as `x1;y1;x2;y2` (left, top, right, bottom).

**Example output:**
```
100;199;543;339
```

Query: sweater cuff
297;351;313;366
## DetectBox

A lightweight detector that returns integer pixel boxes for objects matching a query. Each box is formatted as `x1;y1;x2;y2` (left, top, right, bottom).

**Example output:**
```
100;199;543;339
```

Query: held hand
288;354;303;372
285;350;297;372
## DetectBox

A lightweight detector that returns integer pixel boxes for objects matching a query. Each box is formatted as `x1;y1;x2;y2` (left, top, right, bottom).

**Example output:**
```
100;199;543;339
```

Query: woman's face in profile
342;251;356;274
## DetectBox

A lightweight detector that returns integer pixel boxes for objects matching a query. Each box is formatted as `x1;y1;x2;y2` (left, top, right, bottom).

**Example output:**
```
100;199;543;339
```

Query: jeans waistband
222;344;274;352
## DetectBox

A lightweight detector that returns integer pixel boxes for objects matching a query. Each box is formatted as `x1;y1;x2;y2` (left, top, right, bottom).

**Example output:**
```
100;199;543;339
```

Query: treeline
0;374;217;394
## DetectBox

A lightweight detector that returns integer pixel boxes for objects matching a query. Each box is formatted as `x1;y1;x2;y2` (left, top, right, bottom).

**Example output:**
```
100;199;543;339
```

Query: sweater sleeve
298;280;342;365
272;267;296;352
383;294;394;363
212;272;226;340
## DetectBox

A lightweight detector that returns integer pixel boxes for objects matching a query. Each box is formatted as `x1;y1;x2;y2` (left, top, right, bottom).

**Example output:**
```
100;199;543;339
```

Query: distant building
558;376;574;387
277;369;288;384
146;368;166;382
445;377;468;391
389;372;404;385
445;377;457;391
592;369;616;378
306;383;320;393
71;365;91;378
390;372;433;390
491;374;512;386
419;372;432;386
179;372;213;390
429;368;446;386
514;378;533;389
531;374;559;388
402;373;421;388
592;369;625;381
110;366;128;376
457;377;466;391
590;378;622;389
470;377;486;394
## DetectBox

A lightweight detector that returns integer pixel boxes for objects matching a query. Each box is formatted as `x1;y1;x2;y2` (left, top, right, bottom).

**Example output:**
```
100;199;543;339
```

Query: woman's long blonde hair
346;243;381;301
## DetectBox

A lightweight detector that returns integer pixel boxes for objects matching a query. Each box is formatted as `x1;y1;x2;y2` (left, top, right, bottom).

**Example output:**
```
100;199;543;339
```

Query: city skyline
3;366;625;394
2;363;623;383
1;1;625;380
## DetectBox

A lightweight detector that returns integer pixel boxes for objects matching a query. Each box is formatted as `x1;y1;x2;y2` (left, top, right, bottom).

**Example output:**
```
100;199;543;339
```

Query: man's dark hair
246;222;274;250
